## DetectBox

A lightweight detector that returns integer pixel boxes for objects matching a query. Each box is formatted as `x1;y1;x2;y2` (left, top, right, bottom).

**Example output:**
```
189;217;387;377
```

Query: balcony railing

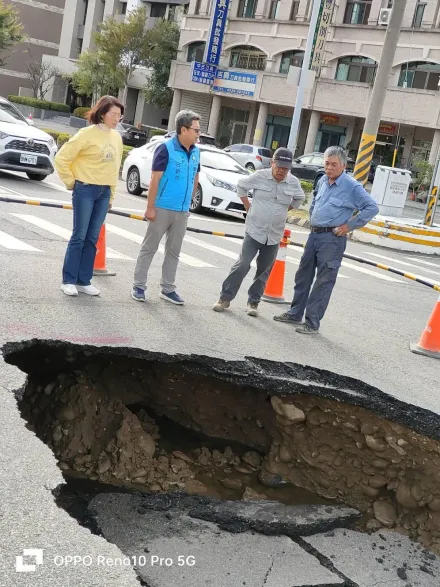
230;52;266;71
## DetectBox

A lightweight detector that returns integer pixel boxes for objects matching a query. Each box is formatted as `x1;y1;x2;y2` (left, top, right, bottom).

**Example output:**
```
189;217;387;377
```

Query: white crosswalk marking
106;223;214;268
11;214;133;260
405;256;440;268
0;229;41;251
340;261;402;282
364;252;440;279
223;237;350;278
184;234;256;267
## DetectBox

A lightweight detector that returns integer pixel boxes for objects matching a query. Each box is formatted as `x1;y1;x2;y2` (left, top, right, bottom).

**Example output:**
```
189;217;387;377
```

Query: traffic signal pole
353;0;407;185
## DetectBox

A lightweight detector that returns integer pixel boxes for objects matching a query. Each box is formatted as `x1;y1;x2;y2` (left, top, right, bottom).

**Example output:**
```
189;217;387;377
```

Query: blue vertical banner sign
204;0;230;66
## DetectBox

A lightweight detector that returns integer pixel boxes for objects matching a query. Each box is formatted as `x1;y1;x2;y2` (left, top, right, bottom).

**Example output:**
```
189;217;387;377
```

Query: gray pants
287;231;346;330
221;233;279;304
133;208;189;294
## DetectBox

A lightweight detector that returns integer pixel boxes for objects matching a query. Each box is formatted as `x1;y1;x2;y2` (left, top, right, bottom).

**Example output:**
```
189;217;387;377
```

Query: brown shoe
213;299;230;312
246;302;259;317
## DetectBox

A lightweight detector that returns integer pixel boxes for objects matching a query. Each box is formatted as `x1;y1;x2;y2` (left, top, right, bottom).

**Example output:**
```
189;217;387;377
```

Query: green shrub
300;180;313;194
8;95;70;113
73;106;90;119
56;133;71;148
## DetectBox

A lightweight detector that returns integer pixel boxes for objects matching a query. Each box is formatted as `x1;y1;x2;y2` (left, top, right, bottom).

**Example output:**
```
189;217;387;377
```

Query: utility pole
287;0;322;153
353;0;407;185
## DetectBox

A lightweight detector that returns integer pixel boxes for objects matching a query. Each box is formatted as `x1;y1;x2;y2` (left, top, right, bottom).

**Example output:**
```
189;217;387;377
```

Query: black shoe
273;312;303;325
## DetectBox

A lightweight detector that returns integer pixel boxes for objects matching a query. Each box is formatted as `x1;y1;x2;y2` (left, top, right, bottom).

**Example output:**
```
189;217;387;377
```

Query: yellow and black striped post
424;186;438;227
353;132;376;186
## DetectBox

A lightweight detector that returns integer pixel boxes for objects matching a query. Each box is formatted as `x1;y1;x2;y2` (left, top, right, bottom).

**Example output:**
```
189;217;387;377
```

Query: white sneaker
77;284;100;296
61;284;78;296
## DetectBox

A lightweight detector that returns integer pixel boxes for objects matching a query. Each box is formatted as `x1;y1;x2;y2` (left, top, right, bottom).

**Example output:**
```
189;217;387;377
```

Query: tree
94;6;150;102
143;20;180;110
0;0;24;67
70;51;123;105
26;59;63;100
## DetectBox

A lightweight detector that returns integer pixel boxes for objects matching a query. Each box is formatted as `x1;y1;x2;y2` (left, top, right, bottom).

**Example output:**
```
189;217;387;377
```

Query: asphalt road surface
1;168;440;587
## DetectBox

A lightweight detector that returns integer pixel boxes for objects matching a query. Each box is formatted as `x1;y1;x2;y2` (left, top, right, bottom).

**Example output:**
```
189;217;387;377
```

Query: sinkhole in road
5;339;440;555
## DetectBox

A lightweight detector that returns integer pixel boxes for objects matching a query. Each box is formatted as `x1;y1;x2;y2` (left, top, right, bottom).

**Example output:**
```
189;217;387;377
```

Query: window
279;50;304;74
121;1;127;15
168;6;176;20
226;144;244;152
290;0;299;20
187;41;206;62
237;0;257;18
412;2;426;27
310;155;324;165
230;46;267;71
150;3;166;17
269;0;280;19
258;148;272;157
194;0;202;14
298;155;313;164
335;56;377;83
398;62;440;91
344;1;372;25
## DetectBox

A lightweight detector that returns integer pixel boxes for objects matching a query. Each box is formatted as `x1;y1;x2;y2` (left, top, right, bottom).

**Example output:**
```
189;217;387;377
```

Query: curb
286;215;310;229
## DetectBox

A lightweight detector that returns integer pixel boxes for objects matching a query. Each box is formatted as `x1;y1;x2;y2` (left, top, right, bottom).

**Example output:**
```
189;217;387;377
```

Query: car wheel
127;167;143;195
190;184;203;213
26;173;45;181
313;173;324;189
246;163;255;172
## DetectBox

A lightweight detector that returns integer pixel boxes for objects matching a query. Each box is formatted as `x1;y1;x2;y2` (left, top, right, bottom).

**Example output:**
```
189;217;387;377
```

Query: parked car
116;123;147;148
149;131;217;146
0;96;57;181
290;152;355;187
121;139;250;215
224;144;272;171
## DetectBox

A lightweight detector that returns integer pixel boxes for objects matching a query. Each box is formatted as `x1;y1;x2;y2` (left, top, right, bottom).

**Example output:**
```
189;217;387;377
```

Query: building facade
168;0;440;167
43;0;186;127
0;0;65;98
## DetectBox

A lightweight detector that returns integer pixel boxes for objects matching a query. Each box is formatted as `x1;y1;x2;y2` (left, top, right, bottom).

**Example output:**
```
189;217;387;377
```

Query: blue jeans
288;232;346;330
62;181;110;286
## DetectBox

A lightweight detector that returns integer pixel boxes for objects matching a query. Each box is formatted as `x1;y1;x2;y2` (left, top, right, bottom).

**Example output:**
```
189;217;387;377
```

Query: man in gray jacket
213;148;304;317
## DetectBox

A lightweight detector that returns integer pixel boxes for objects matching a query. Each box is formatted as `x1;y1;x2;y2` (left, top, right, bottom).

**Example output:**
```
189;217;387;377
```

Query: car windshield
0;102;28;126
200;149;248;174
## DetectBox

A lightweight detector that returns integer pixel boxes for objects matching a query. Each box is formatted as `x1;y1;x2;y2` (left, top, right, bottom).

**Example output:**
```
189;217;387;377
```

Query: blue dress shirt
310;172;379;231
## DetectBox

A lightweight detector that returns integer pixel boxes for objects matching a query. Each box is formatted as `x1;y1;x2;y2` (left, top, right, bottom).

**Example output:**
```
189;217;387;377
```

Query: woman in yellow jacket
55;95;123;297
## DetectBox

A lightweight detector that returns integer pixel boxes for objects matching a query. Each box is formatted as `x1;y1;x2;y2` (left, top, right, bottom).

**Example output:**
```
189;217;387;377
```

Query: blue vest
155;137;200;212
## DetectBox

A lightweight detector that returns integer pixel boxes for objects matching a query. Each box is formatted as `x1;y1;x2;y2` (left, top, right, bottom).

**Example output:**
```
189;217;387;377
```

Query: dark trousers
62;181;110;285
221;233;279;304
287;231;346;330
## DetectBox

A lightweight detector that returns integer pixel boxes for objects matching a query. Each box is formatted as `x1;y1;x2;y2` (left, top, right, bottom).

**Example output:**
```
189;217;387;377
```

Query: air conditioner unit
378;8;392;25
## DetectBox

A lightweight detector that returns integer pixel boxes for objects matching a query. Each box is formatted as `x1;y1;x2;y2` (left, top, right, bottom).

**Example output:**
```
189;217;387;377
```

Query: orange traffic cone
93;224;116;276
410;295;440;359
261;228;291;304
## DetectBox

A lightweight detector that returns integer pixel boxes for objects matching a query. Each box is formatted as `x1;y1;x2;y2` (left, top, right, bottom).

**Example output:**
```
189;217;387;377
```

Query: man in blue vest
132;110;201;305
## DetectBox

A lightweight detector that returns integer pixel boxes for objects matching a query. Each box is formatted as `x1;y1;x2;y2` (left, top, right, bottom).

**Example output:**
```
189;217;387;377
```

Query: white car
224;144;272;171
121;141;250;215
0;96;57;181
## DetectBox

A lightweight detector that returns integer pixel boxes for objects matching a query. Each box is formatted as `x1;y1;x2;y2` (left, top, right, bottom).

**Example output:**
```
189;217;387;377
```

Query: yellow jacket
55;125;123;201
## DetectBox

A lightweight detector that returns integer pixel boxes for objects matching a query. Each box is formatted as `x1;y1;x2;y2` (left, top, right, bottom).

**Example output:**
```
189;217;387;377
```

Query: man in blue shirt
132;110;201;305
274;146;379;334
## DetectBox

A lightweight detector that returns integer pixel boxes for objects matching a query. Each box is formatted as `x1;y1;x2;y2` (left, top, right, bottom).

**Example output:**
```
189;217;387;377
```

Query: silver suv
224;144;272;171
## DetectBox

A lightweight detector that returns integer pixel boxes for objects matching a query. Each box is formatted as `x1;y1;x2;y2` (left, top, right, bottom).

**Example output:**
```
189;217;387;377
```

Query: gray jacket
237;168;305;245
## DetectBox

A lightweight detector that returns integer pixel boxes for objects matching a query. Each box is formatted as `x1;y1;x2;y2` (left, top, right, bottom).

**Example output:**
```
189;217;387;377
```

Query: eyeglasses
186;127;201;134
108;111;123;120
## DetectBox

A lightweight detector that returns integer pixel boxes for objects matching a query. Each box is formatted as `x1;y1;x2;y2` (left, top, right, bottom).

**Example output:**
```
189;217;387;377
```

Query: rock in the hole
396;484;419;509
270;396;305;423
172;451;194;464
138;431;156;459
221;478;243;490
429;498;440;512
242;486;268;501
241;451;261;469
97;453;111;475
258;469;288;488
185;479;209;495
373;501;397;527
365;435;386;452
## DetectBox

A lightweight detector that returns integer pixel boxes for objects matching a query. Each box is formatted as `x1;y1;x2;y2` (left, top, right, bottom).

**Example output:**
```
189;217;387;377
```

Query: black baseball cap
273;147;293;168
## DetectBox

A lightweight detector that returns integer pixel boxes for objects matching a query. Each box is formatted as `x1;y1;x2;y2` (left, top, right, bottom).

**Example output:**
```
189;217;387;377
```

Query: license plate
20;154;37;165
134;135;140;139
